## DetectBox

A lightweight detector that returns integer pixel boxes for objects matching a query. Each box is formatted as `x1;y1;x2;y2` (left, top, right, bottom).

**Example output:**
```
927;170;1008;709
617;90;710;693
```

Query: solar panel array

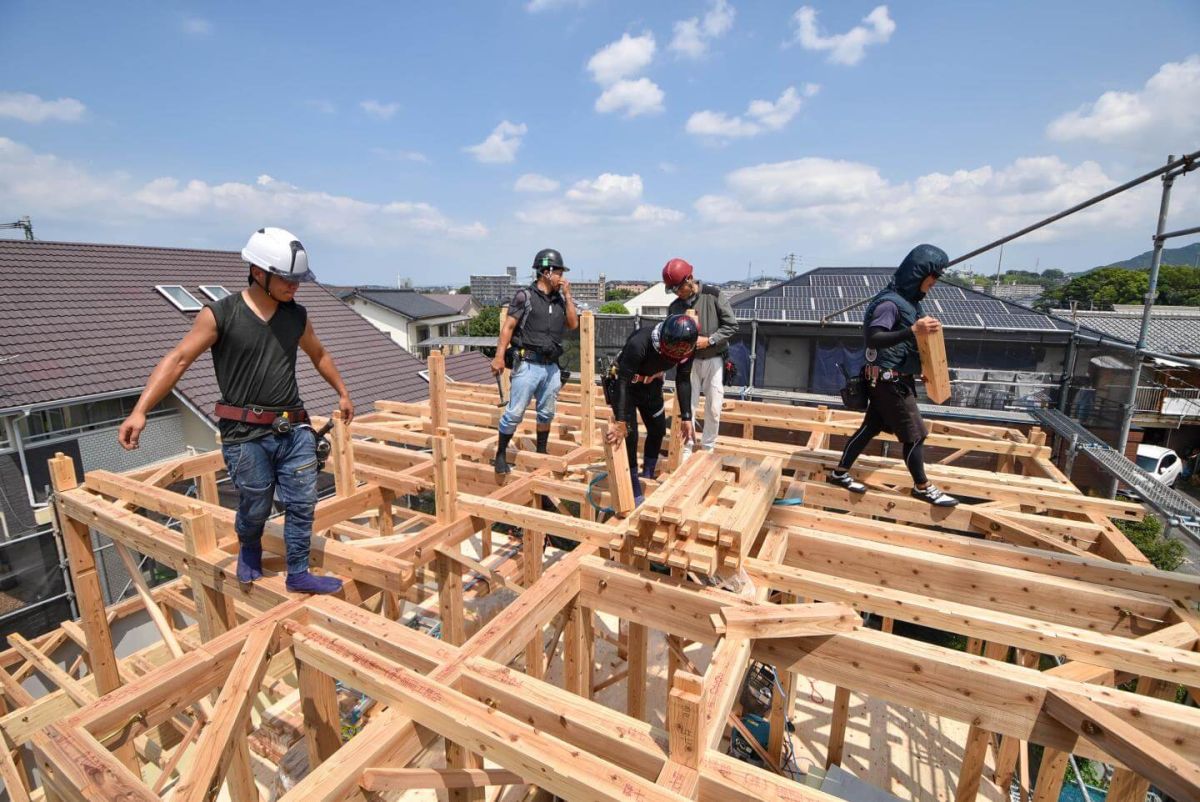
737;272;1061;331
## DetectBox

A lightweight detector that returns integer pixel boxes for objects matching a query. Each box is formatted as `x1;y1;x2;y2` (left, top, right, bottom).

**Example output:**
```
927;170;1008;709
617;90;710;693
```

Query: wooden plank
602;423;636;514
916;326;951;403
1105;675;1179;801
717;602;859;639
361;767;525;791
1043;688;1200;802
31;727;157;802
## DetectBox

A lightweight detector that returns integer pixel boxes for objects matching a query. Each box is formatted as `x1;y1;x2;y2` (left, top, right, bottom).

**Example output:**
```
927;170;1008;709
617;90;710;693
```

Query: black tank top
209;292;307;442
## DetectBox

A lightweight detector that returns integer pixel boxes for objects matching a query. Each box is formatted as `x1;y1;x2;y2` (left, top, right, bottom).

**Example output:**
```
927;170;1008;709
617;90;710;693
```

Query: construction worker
490;248;579;473
117;227;353;593
664;258;739;456
603;314;699;503
828;244;960;507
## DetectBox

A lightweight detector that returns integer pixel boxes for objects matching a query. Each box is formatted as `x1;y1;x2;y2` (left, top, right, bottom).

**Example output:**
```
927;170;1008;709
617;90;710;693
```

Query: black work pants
615;382;668;496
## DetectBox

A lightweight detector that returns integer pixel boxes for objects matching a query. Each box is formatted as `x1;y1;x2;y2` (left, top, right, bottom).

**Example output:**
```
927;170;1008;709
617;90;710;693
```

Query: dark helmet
662;258;694;291
657;313;699;363
532;248;569;273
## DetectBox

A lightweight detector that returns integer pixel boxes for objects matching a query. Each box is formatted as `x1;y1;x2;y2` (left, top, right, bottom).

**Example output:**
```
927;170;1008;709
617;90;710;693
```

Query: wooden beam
580;311;597;448
361;767;525;791
716;602;859;639
602;423;636;514
916;326;951;403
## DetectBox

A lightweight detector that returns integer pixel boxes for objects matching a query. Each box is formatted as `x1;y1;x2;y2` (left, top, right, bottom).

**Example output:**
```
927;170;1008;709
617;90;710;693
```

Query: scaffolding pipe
820;149;1200;325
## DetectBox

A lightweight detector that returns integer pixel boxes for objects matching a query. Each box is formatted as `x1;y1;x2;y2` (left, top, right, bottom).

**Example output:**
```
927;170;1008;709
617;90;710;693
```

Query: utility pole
992;244;1004;288
782;253;799;279
0;216;34;240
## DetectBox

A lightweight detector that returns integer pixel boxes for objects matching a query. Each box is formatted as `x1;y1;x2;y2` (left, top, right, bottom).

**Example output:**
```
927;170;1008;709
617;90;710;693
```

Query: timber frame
2;311;1199;802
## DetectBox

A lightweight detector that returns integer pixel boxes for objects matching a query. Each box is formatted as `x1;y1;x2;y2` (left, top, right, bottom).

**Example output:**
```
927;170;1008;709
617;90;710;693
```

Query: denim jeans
221;427;319;575
498;359;562;434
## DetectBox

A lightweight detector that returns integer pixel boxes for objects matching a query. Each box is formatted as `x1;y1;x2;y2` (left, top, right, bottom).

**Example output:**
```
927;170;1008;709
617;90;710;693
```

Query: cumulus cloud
182;16;212;35
360;99;400;120
686;84;817;140
587;33;657;85
595;78;665;118
517;172;683;227
587;33;664;117
371;148;429;163
514;173;560;193
695;154;1157;251
0;92;86;123
669;0;736;59
789;5;895;66
1047;55;1200;152
0;137;486;243
464;120;528;164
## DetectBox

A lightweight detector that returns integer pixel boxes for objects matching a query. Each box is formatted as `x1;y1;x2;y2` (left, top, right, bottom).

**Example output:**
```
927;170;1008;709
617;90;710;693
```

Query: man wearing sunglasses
664;258;739;457
490;248;578;473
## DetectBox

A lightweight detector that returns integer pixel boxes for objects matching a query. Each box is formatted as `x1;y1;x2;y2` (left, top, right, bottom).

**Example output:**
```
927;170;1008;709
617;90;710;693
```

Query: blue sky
1;1;1198;285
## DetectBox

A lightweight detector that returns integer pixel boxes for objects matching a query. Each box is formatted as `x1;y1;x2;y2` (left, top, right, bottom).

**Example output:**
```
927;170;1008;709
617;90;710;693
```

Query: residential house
623;282;675;317
0;239;434;640
338;288;471;356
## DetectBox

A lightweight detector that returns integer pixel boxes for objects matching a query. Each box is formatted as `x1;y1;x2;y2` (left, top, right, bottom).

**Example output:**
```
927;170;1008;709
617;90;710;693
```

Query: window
1161;453;1178;470
0;418;11;452
156;285;204;312
199;285;231;301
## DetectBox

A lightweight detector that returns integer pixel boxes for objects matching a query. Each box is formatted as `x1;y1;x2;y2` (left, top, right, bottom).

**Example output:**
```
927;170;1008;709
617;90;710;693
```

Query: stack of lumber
613;452;782;573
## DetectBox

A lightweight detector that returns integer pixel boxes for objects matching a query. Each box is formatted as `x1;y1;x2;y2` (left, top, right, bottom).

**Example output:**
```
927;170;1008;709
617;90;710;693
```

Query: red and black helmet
662;258;693;291
657;313;699;363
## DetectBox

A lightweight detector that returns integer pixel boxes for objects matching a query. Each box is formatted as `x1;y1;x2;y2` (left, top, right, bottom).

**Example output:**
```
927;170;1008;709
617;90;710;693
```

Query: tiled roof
0;239;431;416
423;293;476;314
444;351;495;384
1059;312;1200;356
348;289;461;320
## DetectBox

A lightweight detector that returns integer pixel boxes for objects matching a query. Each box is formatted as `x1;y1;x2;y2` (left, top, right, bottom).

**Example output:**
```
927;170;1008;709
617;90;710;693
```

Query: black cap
532;248;568;272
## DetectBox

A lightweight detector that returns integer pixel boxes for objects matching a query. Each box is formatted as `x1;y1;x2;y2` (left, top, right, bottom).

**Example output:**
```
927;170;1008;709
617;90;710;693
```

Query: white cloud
595;78;665;117
464;120;528;164
587;33;657;85
789;5;895;66
518;172;683;227
525;0;586;11
0;92;86;123
670;0;736;59
514;173;560;193
360;99;400;120
0;137;486;243
182;16;212;36
694;154;1158;252
686;84;817;140
304;99;337;114
1047;55;1200;152
372;148;429;163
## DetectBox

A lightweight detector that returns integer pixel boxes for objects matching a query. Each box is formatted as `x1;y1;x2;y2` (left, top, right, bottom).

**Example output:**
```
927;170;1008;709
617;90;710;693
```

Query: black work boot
494;431;514;474
535;428;550;454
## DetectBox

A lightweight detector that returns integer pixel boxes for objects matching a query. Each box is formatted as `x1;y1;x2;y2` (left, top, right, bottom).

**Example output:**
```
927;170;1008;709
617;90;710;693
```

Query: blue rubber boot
286;571;343;595
640;460;657;480
237;542;263;583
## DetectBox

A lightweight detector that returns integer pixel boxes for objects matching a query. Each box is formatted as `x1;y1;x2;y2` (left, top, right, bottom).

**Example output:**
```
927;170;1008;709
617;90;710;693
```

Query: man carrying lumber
828;244;959;507
664;257;739;457
603;314;699;503
117;227;352;593
490;248;579;473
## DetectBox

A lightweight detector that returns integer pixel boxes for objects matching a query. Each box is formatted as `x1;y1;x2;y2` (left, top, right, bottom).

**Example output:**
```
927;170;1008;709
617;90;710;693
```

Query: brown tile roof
0;239;431;418
443;351;495;385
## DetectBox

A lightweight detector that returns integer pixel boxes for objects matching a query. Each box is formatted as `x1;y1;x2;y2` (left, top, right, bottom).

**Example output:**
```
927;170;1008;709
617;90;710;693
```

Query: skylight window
199;285;231;301
155;285;204;312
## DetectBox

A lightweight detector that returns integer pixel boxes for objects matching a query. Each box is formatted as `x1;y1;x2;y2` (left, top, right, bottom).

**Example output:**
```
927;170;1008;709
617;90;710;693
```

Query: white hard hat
242;227;315;283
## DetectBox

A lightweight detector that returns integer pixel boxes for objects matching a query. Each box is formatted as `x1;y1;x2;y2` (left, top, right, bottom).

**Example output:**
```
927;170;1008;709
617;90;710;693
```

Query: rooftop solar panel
985;314;1056;330
937;312;981;328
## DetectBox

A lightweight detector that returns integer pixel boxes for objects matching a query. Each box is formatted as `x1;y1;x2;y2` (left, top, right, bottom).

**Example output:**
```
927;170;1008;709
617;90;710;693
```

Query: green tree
1040;266;1149;309
468;306;501;356
1114;515;1186;572
1156;265;1200;305
606;287;637;302
457;285;471;295
599;301;630;314
1041;268;1065;282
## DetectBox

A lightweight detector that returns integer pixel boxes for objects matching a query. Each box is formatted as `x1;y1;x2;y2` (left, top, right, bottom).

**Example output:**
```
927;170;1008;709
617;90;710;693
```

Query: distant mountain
1100;241;1200;271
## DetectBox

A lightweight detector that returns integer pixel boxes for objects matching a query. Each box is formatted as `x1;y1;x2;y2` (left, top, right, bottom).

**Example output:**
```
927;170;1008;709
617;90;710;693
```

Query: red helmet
662;258;694;291
657;314;699;363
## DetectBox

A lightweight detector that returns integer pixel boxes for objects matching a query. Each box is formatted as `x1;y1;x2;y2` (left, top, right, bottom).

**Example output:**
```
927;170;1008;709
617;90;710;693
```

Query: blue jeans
498;360;562;434
221;428;319;575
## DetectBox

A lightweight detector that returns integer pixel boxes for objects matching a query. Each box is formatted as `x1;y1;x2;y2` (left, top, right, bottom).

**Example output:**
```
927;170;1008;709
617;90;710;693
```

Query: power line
0;216;34;240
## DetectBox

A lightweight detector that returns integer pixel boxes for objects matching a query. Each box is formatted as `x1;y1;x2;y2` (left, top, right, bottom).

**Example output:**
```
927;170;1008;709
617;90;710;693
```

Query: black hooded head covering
889;244;948;303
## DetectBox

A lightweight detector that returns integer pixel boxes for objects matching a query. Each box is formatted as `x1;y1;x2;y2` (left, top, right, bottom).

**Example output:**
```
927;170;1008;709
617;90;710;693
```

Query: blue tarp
811;341;866;396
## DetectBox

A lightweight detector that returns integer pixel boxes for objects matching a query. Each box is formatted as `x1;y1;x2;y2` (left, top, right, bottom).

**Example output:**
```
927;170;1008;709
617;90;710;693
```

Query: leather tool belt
214;403;310;426
863;365;907;384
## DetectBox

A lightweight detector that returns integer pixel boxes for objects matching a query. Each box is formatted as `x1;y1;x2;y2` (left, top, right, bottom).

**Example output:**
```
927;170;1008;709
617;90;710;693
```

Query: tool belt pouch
503;345;517;369
601;363;619;406
837;363;869;412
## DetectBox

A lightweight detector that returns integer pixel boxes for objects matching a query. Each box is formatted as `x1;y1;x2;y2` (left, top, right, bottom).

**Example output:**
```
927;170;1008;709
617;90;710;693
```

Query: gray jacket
668;282;739;360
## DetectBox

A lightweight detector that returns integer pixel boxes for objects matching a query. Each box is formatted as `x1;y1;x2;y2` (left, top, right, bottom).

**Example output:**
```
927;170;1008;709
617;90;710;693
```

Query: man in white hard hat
118;227;354;594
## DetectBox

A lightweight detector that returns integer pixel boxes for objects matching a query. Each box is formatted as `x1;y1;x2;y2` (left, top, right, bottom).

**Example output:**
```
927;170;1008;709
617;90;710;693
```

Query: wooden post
580;311;597;448
954;725;991;802
498;305;511;400
433;429;458;524
180;509;237;643
665;394;684;472
332;409;355;496
916;325;951;403
195;471;219;505
296;658;342;770
1096;675;1178;802
524;529;545;678
1031;749;1070;802
826;685;851;768
768;595;798;765
667;671;704;769
429;347;448;433
602;424;636;514
437;552;465;647
563;601;594;699
377;489;395;536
